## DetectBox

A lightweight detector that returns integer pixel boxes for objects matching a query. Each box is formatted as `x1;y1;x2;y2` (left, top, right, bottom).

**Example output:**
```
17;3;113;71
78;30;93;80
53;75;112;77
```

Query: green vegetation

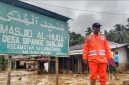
69;18;129;46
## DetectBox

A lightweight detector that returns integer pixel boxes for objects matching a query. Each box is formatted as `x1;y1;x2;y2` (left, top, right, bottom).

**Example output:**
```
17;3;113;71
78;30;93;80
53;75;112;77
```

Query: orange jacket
83;33;112;63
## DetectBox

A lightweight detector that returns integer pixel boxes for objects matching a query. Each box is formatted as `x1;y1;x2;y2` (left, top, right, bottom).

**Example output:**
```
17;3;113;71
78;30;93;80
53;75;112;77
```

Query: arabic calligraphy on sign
0;10;38;25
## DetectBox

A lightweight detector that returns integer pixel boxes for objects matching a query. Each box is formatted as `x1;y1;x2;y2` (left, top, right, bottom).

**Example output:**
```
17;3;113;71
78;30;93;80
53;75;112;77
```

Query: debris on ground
0;70;129;85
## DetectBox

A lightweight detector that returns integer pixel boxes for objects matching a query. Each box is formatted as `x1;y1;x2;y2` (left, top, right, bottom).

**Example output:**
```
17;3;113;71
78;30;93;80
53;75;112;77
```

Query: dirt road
0;71;129;85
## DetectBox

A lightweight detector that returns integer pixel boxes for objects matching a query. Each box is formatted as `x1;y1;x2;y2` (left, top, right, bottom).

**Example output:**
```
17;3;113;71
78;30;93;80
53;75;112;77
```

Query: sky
21;0;129;36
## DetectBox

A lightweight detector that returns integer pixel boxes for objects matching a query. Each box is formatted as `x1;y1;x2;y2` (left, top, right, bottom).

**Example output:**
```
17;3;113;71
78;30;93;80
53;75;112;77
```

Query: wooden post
55;57;59;85
78;59;79;73
14;60;17;70
7;55;12;85
67;57;69;73
48;59;50;73
79;58;82;73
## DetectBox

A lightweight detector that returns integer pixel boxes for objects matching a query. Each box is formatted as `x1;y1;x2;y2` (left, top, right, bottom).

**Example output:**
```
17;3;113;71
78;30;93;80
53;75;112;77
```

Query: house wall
113;47;127;71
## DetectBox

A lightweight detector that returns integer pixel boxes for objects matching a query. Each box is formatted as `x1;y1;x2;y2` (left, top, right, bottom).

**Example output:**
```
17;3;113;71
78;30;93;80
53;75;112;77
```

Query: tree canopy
105;18;129;43
69;31;85;46
69;18;129;46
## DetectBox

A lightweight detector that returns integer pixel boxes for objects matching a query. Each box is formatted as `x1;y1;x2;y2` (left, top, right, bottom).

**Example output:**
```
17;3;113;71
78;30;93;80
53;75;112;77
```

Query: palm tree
85;27;92;35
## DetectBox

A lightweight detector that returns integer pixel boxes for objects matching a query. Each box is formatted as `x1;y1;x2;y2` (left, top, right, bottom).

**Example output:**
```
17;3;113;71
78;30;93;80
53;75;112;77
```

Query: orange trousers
89;61;107;84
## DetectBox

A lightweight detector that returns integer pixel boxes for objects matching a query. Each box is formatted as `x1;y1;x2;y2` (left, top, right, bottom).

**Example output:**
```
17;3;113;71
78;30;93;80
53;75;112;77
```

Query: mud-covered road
0;70;129;85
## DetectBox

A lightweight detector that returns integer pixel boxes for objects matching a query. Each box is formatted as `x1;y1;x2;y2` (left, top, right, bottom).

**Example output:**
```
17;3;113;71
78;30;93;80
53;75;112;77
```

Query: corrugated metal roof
0;0;70;22
70;44;83;51
70;41;128;50
69;41;129;55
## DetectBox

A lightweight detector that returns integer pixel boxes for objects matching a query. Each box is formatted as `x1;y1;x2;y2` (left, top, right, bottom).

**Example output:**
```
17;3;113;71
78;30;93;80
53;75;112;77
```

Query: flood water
0;70;129;85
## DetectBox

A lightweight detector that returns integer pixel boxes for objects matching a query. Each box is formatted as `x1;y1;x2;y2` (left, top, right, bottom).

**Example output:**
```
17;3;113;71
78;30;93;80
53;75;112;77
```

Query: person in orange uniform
83;23;113;85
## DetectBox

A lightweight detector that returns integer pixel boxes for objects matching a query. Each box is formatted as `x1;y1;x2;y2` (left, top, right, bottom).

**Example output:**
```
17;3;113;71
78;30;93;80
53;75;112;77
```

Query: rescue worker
83;23;113;85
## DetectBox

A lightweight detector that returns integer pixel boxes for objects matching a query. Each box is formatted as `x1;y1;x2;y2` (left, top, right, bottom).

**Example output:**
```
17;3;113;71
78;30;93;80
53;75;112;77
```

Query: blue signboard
0;2;69;56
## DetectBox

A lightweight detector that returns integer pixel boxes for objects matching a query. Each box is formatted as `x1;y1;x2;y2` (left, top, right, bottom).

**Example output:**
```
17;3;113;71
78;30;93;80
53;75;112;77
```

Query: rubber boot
100;81;106;85
90;80;96;85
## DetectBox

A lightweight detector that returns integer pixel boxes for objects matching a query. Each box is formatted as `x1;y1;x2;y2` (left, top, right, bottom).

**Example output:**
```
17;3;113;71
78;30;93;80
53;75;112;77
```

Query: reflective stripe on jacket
83;33;113;63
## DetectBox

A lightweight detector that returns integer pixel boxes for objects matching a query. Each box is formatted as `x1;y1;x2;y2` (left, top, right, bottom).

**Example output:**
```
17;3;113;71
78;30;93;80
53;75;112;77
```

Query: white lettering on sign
35;46;44;51
2;35;19;43
44;47;60;52
7;43;34;50
22;38;44;45
40;21;65;32
0;10;39;26
47;33;64;42
20;29;32;38
22;50;28;54
0;24;32;37
37;32;45;39
46;41;63;47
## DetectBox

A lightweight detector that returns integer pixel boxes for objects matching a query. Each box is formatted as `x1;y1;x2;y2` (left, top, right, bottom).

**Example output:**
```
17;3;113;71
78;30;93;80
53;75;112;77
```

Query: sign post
7;55;11;85
56;57;59;85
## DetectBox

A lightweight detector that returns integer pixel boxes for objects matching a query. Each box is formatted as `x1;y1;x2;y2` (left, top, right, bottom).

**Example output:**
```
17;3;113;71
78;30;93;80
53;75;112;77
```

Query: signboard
0;2;69;56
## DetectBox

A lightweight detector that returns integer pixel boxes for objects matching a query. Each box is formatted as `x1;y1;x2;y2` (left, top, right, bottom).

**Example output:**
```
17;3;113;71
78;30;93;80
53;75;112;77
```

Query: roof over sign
0;0;70;22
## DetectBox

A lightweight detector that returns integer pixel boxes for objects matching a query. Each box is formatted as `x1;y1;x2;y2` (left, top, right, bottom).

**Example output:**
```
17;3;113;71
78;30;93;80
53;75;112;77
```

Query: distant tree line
105;18;129;43
69;18;129;46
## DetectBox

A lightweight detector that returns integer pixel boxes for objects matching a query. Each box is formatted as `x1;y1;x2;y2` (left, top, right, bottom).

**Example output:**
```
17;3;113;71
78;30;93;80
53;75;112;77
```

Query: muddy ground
0;70;129;85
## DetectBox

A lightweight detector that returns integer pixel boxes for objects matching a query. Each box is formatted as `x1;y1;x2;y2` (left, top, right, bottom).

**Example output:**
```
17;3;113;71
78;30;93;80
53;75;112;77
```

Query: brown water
0;71;129;85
